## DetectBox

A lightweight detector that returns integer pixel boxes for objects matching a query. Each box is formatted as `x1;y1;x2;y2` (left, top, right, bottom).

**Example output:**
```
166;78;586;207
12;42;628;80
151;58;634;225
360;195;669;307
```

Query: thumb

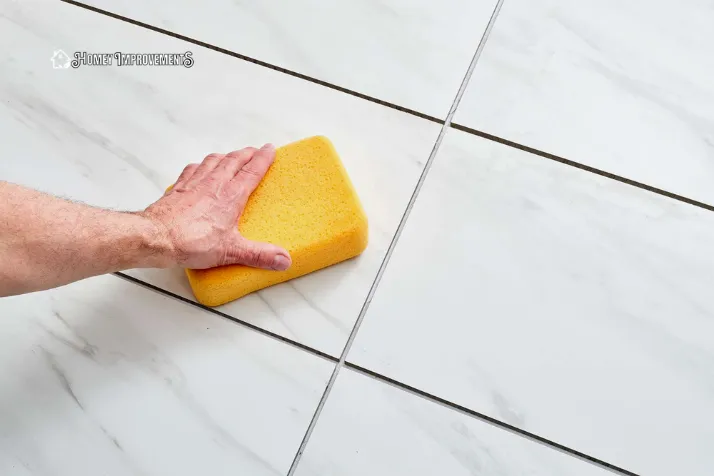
225;237;292;271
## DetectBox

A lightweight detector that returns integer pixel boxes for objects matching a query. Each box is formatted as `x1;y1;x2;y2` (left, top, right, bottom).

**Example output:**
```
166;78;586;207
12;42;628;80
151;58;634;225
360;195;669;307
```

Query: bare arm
0;144;291;297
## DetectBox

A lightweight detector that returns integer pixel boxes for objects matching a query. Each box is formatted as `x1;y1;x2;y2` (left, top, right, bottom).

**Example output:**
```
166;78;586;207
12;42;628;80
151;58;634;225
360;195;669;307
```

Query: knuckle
238;166;263;179
234;244;266;267
244;250;261;267
203;153;223;164
222;181;243;199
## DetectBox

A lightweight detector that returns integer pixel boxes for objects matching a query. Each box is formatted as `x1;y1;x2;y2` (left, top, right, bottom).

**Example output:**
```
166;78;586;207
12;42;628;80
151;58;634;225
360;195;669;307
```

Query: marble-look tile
0;274;332;475
349;129;714;476
455;0;714;205
78;0;499;118
0;0;441;356
294;368;611;476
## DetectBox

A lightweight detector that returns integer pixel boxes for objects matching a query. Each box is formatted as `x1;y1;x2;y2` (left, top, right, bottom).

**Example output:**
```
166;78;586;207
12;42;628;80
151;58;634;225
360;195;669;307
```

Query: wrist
133;212;177;269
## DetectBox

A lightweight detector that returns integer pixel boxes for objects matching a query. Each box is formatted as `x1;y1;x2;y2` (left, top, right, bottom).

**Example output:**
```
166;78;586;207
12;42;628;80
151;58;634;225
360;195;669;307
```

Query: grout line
112;273;636;476
449;123;714;212
51;2;684;473
286;1;505;474
344;362;639;476
112;272;339;364
59;0;445;126
61;0;714;215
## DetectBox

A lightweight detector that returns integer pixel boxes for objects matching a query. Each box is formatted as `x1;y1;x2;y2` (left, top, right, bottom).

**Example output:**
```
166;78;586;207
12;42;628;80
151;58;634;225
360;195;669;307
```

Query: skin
0;143;291;297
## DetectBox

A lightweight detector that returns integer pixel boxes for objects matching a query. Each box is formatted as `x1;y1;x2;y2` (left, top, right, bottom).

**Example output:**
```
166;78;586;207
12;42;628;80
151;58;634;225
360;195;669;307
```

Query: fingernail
271;254;290;271
261;143;275;152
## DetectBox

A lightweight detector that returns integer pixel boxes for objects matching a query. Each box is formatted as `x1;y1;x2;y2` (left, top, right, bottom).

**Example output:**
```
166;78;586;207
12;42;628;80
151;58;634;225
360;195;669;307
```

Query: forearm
0;182;173;296
1;145;289;296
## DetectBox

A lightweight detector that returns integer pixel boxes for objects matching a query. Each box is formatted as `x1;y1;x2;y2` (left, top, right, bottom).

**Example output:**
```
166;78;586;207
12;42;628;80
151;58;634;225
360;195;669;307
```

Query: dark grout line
286;1;506;474
344;362;640;476
112;272;339;364
114;272;635;476
52;3;691;473
61;0;714;216
451;123;714;212
114;269;636;476
59;0;446;126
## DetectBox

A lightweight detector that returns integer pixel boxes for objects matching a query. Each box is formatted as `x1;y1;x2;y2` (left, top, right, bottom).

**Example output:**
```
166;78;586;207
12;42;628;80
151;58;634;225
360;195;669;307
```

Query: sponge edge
186;136;368;307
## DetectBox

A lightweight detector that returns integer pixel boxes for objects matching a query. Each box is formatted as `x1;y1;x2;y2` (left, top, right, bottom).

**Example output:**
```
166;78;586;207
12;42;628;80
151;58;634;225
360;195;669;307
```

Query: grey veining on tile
455;0;714;204
350;129;714;476
294;369;612;476
0;274;333;476
0;0;441;356
80;0;499;118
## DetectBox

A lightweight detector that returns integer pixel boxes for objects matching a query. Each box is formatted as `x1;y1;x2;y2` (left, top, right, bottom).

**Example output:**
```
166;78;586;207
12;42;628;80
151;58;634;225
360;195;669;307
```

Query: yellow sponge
185;136;368;307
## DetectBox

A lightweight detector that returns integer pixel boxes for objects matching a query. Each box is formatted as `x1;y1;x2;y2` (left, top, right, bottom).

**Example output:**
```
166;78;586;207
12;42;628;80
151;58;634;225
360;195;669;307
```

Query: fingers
231;144;276;204
173;163;199;188
185;153;225;187
225;237;291;271
177;144;275;199
211;147;257;182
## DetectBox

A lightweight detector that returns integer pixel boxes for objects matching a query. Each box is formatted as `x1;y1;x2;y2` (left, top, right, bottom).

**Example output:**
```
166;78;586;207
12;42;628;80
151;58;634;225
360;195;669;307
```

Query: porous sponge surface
187;136;368;307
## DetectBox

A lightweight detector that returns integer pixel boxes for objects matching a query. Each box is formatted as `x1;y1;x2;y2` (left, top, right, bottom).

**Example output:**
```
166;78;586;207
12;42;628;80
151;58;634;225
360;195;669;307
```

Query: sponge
185;136;368;307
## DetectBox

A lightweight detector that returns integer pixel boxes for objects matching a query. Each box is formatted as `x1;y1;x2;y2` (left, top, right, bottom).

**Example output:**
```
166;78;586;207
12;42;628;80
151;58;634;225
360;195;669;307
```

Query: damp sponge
185;136;368;307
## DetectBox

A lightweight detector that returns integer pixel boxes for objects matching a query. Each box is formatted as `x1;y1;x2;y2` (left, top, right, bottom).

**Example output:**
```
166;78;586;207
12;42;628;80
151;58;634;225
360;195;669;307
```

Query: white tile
294;368;611;476
0;274;332;476
350;129;714;476
79;0;499;118
455;0;714;205
0;0;441;356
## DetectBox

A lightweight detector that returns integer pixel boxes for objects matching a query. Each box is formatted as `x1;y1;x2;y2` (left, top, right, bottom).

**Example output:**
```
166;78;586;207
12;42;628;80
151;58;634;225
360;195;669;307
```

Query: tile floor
1;0;713;475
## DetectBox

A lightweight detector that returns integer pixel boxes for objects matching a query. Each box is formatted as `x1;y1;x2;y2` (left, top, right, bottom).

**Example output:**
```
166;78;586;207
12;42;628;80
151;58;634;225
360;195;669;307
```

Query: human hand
142;144;292;271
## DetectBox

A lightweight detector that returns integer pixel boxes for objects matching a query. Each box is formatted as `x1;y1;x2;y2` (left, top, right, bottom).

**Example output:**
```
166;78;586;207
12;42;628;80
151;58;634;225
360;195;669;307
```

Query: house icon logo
51;50;71;69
